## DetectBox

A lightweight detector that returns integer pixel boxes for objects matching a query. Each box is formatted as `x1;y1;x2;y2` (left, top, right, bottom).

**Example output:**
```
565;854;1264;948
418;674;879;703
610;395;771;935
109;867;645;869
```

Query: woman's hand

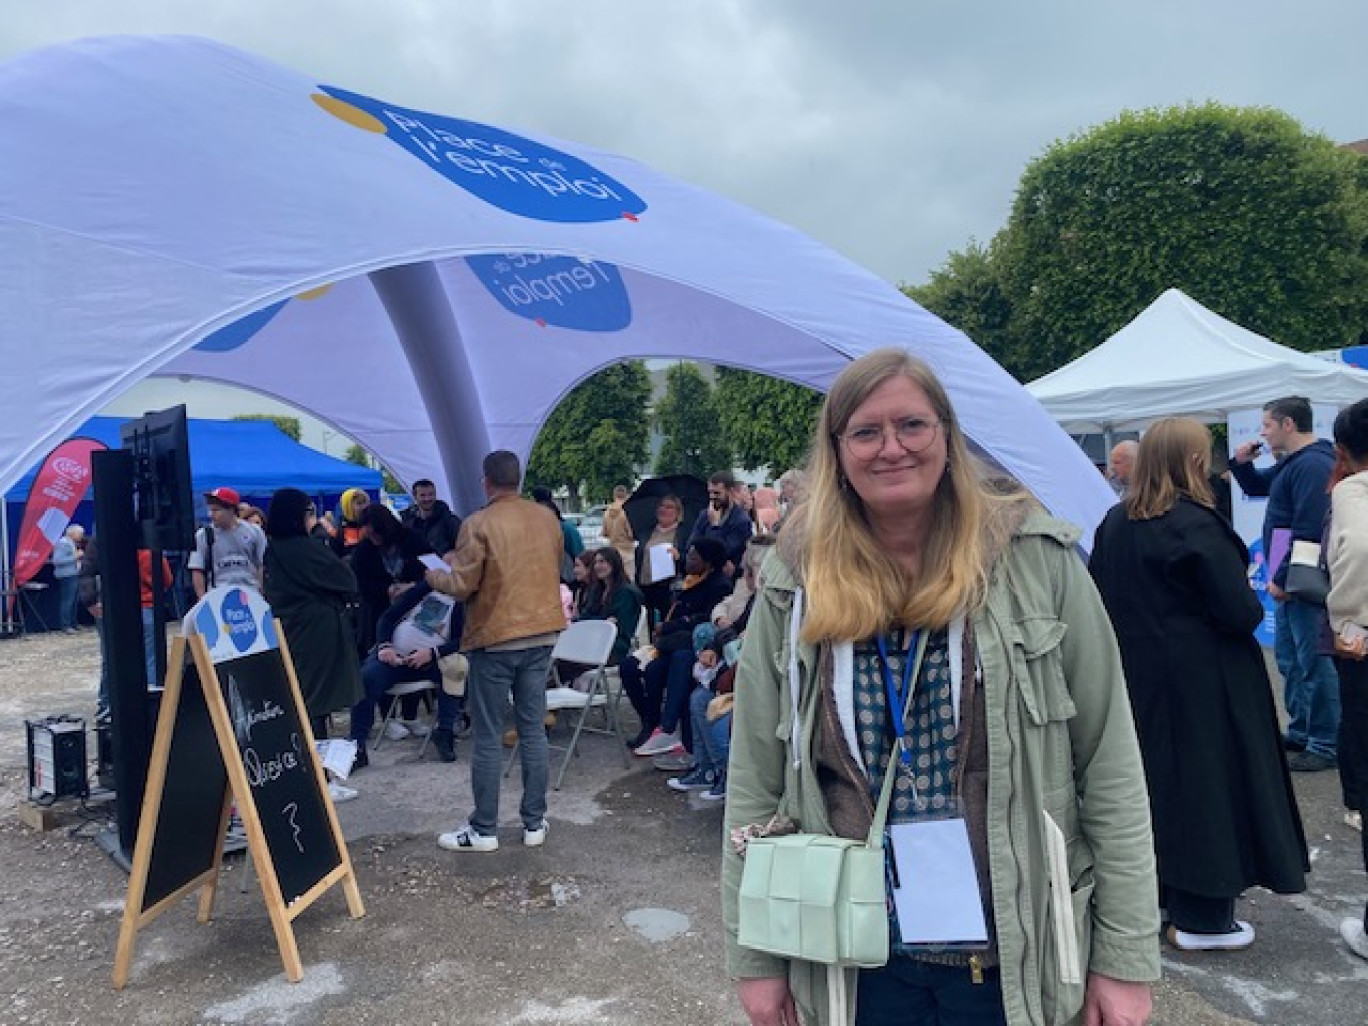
737;977;800;1026
1082;973;1151;1026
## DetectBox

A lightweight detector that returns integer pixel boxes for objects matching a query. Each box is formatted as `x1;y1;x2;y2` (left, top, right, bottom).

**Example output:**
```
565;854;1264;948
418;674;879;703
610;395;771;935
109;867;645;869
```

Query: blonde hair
1125;418;1214;520
800;348;1015;642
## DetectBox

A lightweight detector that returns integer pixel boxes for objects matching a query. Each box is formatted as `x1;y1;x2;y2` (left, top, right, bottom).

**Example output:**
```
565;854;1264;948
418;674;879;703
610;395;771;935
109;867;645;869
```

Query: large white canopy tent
1027;288;1368;433
0;35;1114;572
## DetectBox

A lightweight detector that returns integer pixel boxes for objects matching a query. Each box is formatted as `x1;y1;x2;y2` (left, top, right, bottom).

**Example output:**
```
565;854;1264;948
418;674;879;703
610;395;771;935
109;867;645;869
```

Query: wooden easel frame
113;623;364;988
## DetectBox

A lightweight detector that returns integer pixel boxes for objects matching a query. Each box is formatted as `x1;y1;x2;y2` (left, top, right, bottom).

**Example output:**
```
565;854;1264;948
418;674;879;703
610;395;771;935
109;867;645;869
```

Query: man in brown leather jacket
426;450;565;853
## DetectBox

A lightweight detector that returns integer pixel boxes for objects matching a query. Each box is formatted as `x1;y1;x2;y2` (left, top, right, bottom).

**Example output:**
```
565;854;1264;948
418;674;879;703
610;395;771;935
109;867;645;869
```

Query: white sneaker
401;719;431;738
523;819;549;847
438;824;498;852
382;719;410;741
1166;920;1255;951
634;728;683;757
1341;919;1368;961
327;780;358;804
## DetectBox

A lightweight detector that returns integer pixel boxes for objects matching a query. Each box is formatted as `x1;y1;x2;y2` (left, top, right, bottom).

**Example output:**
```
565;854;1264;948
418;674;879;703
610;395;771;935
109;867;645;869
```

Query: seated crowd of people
164;467;802;810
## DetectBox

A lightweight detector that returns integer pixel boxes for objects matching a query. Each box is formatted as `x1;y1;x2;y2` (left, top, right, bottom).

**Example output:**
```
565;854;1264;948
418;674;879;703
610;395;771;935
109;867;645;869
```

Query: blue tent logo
195;301;287;352
466;254;632;332
314;86;647;225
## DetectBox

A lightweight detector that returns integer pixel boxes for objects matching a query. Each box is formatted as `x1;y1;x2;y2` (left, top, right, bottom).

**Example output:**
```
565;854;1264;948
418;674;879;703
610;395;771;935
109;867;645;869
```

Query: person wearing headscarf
330;487;371;561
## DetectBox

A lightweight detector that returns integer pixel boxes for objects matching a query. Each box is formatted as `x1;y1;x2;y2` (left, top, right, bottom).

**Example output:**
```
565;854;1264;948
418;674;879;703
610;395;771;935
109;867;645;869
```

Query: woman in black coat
1089;417;1307;951
262;489;363;737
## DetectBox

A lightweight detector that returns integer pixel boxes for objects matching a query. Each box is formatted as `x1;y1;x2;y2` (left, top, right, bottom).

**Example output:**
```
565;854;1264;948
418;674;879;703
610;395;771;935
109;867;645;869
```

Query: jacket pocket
1041;810;1092;1025
1011;618;1076;725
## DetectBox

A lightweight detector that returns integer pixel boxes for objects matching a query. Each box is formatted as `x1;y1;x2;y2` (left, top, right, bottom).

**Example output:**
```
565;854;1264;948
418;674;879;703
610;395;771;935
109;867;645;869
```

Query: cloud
3;1;1365;283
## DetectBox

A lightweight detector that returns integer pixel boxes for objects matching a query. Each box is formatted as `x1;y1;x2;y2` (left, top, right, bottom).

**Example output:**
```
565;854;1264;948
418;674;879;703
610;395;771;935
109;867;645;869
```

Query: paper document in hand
888;818;989;945
648;544;675;582
418;553;449;572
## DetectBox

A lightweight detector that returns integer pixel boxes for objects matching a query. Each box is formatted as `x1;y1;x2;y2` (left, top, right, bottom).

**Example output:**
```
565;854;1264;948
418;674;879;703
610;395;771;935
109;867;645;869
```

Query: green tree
713;367;823;473
912;104;1368;382
902;241;1017;376
526;360;651;506
233;413;301;441
343;443;401;494
653;362;732;478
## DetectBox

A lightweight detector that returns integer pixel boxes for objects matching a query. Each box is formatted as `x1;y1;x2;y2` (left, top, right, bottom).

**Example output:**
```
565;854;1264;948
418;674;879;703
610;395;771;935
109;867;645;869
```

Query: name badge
888;817;989;945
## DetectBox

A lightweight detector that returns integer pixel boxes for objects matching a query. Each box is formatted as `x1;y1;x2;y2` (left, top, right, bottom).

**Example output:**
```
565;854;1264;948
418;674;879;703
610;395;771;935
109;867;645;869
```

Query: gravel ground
0;627;1365;1025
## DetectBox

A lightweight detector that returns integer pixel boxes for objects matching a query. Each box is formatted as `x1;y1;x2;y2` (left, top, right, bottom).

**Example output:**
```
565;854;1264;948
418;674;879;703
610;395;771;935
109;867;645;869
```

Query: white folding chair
373;678;437;760
503;619;626;790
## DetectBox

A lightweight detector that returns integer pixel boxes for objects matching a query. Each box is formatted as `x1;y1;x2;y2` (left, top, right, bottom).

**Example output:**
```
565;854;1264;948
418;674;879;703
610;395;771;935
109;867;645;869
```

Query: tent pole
371;264;491;518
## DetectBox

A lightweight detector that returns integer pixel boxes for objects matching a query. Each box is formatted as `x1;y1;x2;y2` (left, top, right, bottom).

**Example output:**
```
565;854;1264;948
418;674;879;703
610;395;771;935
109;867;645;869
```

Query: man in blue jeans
425;451;565;852
1231;395;1340;771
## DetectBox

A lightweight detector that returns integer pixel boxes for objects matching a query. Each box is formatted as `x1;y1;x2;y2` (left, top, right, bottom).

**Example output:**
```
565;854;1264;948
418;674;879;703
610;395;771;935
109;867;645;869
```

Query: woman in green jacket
722;349;1160;1026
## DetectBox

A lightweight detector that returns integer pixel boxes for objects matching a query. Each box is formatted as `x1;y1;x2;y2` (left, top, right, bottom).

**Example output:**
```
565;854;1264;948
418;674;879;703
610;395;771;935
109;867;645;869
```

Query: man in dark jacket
686;471;753;577
1230;395;1340;771
401;479;462;557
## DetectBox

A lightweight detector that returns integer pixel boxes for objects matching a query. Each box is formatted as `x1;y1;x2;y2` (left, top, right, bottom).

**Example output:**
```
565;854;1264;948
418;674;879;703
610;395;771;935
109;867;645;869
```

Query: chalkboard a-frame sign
113;586;364;988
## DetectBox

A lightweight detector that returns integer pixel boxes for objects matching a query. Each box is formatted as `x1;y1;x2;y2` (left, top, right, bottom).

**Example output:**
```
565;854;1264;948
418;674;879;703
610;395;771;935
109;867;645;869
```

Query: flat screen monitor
120;405;195;552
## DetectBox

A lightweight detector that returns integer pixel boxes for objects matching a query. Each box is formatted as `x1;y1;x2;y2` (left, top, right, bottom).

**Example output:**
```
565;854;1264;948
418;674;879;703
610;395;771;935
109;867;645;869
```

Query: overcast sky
4;2;1365;286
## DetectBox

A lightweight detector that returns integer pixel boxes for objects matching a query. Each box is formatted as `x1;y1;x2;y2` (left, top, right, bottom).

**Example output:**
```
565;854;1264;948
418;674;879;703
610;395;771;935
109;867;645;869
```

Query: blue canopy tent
4;415;381;555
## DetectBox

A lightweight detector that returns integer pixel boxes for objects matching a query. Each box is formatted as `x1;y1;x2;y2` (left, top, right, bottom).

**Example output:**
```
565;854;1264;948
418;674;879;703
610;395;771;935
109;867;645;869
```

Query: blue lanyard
876;629;923;770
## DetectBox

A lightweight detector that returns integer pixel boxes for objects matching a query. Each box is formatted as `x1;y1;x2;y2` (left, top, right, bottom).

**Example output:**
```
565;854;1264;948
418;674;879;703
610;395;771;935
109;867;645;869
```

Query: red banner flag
12;437;108;587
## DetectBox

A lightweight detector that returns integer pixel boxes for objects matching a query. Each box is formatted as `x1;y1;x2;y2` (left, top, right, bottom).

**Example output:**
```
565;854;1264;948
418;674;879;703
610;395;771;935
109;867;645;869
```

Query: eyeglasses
836;417;942;459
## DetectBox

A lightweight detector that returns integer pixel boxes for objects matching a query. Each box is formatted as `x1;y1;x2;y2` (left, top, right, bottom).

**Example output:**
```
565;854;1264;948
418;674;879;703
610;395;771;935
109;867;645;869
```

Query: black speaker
26;716;89;801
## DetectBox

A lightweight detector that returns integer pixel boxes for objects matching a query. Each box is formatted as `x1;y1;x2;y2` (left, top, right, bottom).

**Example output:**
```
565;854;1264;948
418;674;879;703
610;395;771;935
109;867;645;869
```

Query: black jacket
686;504;753;570
402;500;462;557
350;530;431;652
1089;498;1308;898
263;536;362;717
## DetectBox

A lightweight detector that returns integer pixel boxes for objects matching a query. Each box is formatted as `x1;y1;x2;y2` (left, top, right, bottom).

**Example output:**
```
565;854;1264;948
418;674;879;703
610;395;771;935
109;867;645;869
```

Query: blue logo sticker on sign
466;253;632;332
185;586;279;664
221;588;260;653
313;85;648;224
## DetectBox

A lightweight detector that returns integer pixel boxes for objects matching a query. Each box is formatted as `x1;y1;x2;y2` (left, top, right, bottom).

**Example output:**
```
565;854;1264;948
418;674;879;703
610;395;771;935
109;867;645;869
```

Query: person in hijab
330;488;371;561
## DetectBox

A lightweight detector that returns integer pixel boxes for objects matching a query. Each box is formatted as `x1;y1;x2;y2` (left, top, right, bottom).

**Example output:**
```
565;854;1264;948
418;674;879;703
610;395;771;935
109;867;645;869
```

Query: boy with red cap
188;486;267;598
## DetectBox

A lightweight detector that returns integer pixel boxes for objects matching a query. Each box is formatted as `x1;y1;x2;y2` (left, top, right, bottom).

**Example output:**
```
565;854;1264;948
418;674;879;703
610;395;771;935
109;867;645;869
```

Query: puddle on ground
622;907;690;943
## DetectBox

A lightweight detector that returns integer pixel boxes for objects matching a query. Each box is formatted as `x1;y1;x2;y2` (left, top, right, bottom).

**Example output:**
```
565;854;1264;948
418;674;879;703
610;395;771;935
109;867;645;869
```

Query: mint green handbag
736;632;927;968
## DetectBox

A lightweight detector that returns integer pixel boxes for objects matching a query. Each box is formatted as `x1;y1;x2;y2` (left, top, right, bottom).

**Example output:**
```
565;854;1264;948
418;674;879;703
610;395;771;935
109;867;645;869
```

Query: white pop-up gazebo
1027;288;1368;433
0;35;1115;565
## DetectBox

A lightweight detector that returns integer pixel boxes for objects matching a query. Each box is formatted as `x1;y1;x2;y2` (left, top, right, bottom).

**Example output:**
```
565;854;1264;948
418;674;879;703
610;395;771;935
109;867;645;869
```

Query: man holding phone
1231;396;1339;771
